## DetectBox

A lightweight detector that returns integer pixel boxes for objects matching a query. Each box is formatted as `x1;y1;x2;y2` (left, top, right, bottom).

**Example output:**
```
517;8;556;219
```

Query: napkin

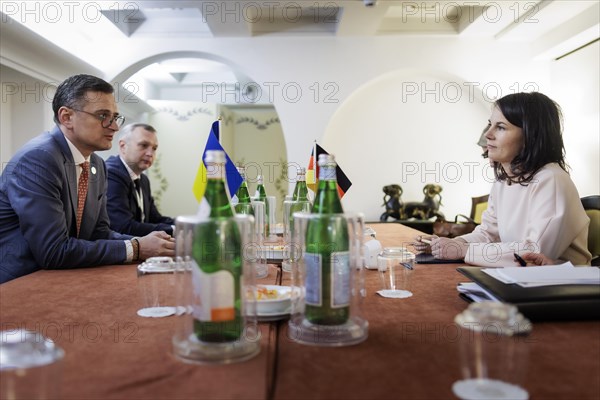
377;289;412;298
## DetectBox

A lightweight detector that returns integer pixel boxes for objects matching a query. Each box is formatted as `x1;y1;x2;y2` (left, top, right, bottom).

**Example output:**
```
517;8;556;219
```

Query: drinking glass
0;329;64;399
453;302;532;400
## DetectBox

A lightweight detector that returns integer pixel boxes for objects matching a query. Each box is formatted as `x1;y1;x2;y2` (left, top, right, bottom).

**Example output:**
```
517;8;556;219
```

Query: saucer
137;306;176;318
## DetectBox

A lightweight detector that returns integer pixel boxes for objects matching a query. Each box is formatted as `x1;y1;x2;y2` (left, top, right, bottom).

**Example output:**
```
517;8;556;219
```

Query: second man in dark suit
106;123;175;236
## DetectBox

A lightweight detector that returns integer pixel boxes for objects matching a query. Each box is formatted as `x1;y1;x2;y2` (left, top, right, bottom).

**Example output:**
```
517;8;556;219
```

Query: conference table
1;223;598;399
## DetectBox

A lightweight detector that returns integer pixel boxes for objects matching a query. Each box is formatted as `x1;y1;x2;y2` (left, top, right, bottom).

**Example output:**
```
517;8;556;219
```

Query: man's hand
138;231;175;260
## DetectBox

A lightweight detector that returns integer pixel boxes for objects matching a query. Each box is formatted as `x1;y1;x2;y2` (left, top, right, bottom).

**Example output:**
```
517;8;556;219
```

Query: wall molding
235;117;280;130
154;107;214;121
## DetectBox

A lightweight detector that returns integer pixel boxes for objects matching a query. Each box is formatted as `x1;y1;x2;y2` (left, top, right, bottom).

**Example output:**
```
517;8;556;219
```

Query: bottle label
305;253;322;306
331;252;350;308
191;264;235;322
304;251;350;308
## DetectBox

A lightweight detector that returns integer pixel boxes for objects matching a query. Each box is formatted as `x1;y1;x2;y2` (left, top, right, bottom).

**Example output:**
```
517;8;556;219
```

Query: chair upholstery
470;194;489;225
582;195;600;266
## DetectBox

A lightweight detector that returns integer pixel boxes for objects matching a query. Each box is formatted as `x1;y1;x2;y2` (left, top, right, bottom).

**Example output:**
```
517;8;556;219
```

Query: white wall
324;69;494;220
549;40;600;198
1;66;55;165
228;107;287;220
2;33;597;223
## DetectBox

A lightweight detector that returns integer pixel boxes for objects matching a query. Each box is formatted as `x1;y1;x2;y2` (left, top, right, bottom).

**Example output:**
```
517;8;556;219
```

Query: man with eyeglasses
105;123;175;236
0;74;175;284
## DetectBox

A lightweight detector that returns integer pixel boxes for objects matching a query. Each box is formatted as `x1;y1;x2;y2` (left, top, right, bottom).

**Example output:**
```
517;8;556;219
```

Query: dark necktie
134;178;144;222
134;178;141;195
76;162;89;237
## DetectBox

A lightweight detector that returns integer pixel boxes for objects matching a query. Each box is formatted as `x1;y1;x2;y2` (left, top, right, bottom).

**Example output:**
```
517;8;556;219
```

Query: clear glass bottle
254;174;269;236
304;154;350;325
192;150;242;342
234;165;254;216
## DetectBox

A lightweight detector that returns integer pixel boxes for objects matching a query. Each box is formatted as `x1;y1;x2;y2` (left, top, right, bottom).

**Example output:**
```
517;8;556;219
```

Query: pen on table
514;253;527;267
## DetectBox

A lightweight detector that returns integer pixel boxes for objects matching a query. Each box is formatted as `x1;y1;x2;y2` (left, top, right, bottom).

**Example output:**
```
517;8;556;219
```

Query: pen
514;253;527;267
420;238;431;245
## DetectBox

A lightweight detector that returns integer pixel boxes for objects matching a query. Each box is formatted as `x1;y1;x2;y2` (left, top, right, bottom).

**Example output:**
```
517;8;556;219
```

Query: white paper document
482;262;600;287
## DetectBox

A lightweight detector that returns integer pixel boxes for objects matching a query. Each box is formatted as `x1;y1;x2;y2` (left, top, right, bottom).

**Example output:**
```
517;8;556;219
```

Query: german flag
306;143;352;198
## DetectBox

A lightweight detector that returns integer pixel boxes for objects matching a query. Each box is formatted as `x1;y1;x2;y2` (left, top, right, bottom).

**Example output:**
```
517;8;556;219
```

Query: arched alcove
107;52;288;218
110;51;252;88
323;69;494;221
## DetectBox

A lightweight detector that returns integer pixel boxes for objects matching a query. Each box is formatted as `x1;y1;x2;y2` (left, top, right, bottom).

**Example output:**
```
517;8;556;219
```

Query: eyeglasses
70;108;125;128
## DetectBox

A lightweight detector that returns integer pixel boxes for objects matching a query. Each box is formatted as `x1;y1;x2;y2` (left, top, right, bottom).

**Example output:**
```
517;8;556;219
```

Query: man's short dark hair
52;74;114;124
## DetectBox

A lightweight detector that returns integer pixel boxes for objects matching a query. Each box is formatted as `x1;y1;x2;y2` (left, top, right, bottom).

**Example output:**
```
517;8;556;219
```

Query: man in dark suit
106;124;174;236
0;74;175;284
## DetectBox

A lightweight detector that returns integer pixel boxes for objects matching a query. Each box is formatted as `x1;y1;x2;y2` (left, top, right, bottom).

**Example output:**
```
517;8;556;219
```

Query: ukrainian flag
192;121;242;203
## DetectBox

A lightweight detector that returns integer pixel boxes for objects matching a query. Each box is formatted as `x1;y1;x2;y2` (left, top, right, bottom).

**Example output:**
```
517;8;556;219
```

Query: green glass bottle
234;165;254;216
292;167;309;201
192;150;243;342
254;175;269;236
304;154;350;325
288;167;311;234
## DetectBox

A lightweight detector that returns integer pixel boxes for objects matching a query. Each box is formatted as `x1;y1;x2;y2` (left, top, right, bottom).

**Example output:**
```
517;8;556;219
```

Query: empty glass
453;302;532;400
0;329;64;399
137;257;177;317
377;248;415;298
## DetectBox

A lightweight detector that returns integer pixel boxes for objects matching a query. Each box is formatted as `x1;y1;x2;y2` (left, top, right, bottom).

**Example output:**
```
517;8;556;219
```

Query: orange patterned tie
76;162;89;237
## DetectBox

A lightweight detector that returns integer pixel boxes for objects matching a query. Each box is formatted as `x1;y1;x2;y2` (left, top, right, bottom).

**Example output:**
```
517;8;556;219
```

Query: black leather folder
415;253;463;264
457;266;600;321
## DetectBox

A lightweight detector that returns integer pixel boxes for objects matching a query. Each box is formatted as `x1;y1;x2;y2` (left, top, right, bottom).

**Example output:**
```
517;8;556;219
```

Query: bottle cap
317;153;336;167
204;150;225;164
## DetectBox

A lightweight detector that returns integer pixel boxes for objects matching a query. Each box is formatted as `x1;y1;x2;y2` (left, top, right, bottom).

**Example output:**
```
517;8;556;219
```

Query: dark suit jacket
105;155;174;236
0;126;131;284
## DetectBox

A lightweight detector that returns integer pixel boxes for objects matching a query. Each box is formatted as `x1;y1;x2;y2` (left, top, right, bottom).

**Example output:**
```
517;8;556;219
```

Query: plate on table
253;285;292;321
258;245;287;263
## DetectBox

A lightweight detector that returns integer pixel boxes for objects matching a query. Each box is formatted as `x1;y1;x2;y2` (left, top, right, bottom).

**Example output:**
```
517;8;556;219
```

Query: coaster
376;289;413;299
137;307;176;318
452;379;529;400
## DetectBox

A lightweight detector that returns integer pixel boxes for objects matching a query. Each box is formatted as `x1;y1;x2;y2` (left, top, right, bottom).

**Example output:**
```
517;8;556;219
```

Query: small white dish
258;245;286;261
254;285;292;314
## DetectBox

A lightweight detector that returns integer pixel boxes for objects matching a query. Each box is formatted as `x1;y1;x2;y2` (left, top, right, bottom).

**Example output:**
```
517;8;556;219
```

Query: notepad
482;262;600;288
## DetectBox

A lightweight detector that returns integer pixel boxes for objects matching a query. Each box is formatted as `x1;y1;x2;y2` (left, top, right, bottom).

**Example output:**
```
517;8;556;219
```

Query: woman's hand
413;235;436;254
521;252;556;266
431;237;469;260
